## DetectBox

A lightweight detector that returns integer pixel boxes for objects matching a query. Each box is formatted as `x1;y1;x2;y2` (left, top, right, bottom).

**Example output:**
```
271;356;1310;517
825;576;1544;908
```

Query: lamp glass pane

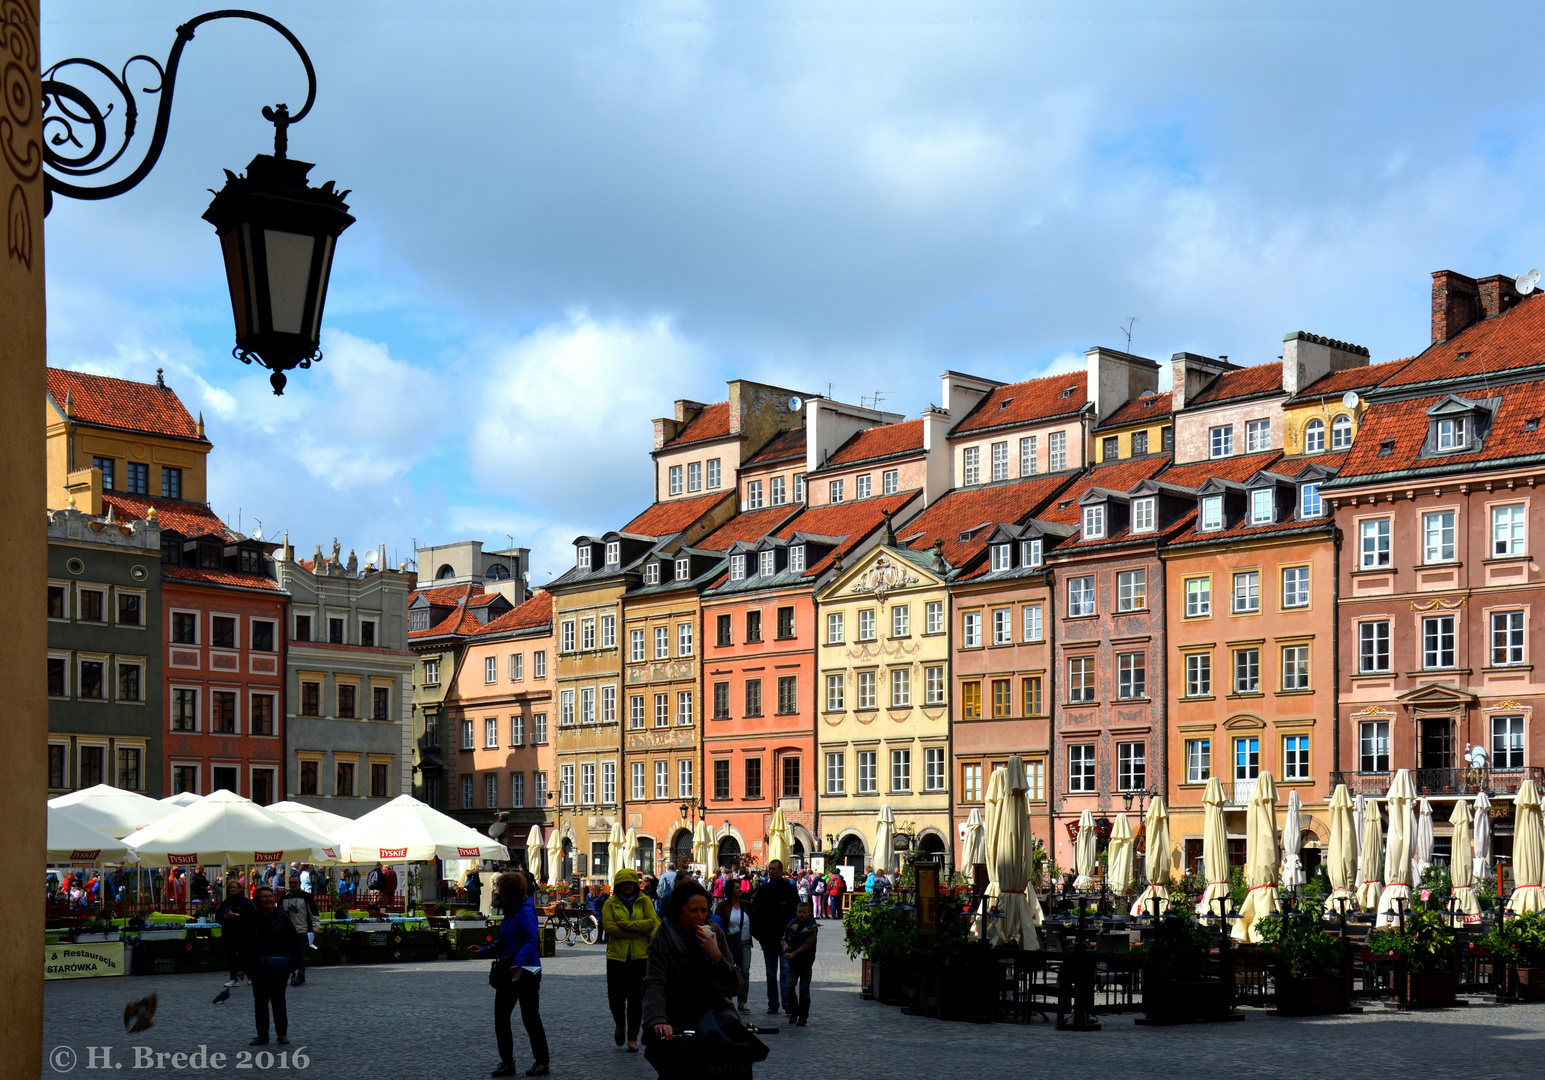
264;229;317;334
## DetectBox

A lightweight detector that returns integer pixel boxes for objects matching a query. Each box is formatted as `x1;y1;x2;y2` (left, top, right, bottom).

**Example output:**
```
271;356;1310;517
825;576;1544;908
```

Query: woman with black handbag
467;873;551;1077
642;880;766;1080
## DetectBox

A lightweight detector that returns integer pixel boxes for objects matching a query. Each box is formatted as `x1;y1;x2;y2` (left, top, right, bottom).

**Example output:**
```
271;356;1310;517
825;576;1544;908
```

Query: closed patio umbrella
1327;785;1357;907
1508;779;1545;915
50;784;176;839
545;827;564;886
1280;790;1306;892
1073;809;1097;891
1353;793;1367;890
1233;771;1280;943
692;818;714;869
1473;792;1493;884
983;769;1007;935
874;805;895;875
1132;797;1170;917
987;756;1038;950
1356;797;1384;911
1450;799;1479;917
607;821;627;879
768;807;793;868
623;827;639;872
1377;770;1416;927
963;807;987;868
1106;813;1134;896
1197;777;1230;919
47;807;133;865
525;825;545;879
1413;797;1435;885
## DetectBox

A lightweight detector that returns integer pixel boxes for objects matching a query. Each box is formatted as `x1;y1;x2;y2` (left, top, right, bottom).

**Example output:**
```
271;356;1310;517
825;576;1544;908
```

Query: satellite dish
364;549;379;566
251;526;263;541
1518;268;1541;295
1139;389;1156;398
1468;745;1488;769
1341;391;1360;410
787;396;803;412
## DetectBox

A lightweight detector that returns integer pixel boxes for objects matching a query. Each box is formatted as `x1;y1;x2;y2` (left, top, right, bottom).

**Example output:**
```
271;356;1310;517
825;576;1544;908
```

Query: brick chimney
1431;270;1481;343
1477;274;1521;320
651;400;707;450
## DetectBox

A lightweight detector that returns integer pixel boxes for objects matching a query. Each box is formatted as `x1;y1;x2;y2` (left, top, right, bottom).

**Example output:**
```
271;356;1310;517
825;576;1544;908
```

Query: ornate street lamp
42;10;353;395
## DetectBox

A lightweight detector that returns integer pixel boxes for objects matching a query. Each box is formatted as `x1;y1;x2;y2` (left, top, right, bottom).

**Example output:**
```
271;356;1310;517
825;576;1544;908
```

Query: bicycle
544;907;599;945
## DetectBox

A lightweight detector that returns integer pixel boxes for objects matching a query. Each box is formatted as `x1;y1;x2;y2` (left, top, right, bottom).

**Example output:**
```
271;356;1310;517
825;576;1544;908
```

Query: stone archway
717;835;742;869
671;828;694;870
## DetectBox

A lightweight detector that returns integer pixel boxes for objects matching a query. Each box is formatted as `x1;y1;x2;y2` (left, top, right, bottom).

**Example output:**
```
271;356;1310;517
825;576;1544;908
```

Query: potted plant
1132;908;1228;1024
842;893;915;1005
1368;908;1456;1007
1483;911;1545;1000
1258;899;1350;1015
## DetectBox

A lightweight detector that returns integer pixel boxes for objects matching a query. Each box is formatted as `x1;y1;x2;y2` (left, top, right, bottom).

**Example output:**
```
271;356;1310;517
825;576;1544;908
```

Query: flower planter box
1273;975;1352;1016
352;920;391;933
1405;970;1458;1008
1515;968;1545;1002
135;928;186;942
1138;973;1233;1025
71;931;120;944
449;918;488;930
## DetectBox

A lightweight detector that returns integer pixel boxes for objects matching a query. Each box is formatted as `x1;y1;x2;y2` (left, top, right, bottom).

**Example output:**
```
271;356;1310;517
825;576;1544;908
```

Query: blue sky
41;1;1545;584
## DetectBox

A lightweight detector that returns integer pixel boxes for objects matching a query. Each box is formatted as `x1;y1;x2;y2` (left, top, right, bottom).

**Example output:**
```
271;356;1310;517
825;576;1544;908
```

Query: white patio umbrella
623;827;640;872
963;807;987;868
692;818;714;868
267;801;354;841
1413;797;1435;885
1073;809;1098;891
1106;813;1134;895
1508;779;1545;915
332;795;509;863
1280;790;1306;891
546;827;565;885
1356;796;1384;911
1326;785;1357;907
525;825;545;877
768;807;793;868
607;821;627;880
1197;777;1230;918
47;807;133;865
50;784;176;839
123;790;334;866
1377;770;1416;927
1473;792;1493;885
1353;793;1367;890
1233;772;1280;943
1132;797;1170;917
160;792;202;808
987;756;1038;950
873;805;895;875
1450;799;1480;917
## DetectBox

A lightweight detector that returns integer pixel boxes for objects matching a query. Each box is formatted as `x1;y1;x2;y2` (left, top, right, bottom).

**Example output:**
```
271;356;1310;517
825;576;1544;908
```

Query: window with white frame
990;544;1011;572
829;480;845;504
826;752;845;794
1117;652;1146;699
825;673;844;711
678;759;693;798
1360;518;1391;568
462;775;475;809
890;749;911;792
924;665;945;705
1049;431;1067;471
631;761;646;800
580;687;596;723
856;671;876;710
1246;418;1270;453
653;626;668;660
1022;603;1042;642
1281;645;1309;691
1132;497;1155;532
1068;744;1095;792
688;461;702;492
924;747;945;791
581;763;596;804
926;601;944;634
1331;414;1352;449
602;684;617;723
630;695;645;729
675;556;691;581
644;562;660;585
1210;425;1233;458
729;554;746;581
1234;648;1260;693
1186;738;1211;783
1201;495;1223;531
677;690;693;725
961;611;981;648
858;609;876;641
857;750;877;794
1492;611;1525;666
1283;735;1310;780
533;651;546;678
1423;510;1456;563
601;614;616;648
771;476;787;505
1300;484;1322;518
991;441;1009;481
1423;614;1456;668
992;608;1012;644
631;629;645;662
511;771;525;807
890;668;911;707
746;480;764;509
707;459;721;489
1185;653;1211;696
602;760;616;803
1282;566;1309;608
1493;715;1526;768
1118;569;1146;611
1068;576;1095;617
1436;416;1467;451
668;465;683;496
577;545;592;570
1021;435;1038;476
560;689;575;726
794;474;805;503
581;618;595;650
827;612;844;644
892;604;909;637
1359;721;1389;772
605;541;620;566
1022;538;1043;567
1232;571;1260;613
459;720;474;750
1304;418;1325;453
655;760;669;798
1494;504;1526;557
759;550;775;577
883;469;899;494
1083;505;1105;540
1358;621;1390;673
560;764;575;805
962;446;981;485
1117;741;1146;790
856;475;872;499
510;653;524;681
484;656;497;683
1067;657;1093;702
1251;488;1274;525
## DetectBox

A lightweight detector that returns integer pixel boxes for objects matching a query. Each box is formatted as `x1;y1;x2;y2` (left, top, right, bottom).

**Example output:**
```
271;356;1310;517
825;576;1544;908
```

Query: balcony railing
1226;778;1256;806
1329;767;1545;798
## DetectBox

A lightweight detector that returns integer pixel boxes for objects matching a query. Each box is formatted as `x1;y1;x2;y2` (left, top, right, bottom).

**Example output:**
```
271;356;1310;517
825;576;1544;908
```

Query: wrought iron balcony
1329;767;1545;798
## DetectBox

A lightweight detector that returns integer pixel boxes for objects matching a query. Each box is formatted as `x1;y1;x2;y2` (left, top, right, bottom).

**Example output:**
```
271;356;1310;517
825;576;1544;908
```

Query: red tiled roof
949;371;1087;437
47;368;203;441
621;491;733;538
744;428;807;467
474;591;553;636
1187;362;1283;407
1096;391;1172;430
1153;450;1283;490
288;639;414;657
1337;382;1545;480
1276;450;1349;474
103;493;233;540
822;419;925;468
1037;457;1172;525
1383;292;1545;389
408;583;484;608
697;505;802;551
162;564;284;592
775;491;922;576
1289;359;1411;401
898;474;1078;567
1167;510;1334;548
662;402;731;448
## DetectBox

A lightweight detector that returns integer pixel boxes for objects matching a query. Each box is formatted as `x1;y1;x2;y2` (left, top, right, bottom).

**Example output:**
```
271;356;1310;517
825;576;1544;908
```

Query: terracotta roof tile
621;491;733;538
697;505;803;551
821;419;925;468
1037;457;1173;525
48;368;203;440
774;491;922;576
1153;450;1283;490
1383;292;1545;389
662;402;731;448
1095;392;1172;430
474;591;553;636
1288;359;1411;402
744;428;806;467
102;493;234;540
1335;381;1545;481
897;474;1078;567
1187;362;1284;407
949;371;1087;437
408;583;483;608
1167;511;1334;548
162;564;284;592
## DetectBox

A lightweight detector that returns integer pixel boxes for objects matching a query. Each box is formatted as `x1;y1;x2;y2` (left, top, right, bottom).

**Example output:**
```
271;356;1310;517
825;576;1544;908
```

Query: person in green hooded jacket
602;868;659;1052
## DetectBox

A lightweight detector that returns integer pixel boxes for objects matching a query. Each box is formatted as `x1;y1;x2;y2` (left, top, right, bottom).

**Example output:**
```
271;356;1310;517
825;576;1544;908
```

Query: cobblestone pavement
42;940;1545;1080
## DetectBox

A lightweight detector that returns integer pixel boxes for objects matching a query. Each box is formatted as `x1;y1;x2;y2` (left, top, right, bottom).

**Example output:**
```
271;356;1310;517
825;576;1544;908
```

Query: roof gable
48;367;203;441
949;370;1087;438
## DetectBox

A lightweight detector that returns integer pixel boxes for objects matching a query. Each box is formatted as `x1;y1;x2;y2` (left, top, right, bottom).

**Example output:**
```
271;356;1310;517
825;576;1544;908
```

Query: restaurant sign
45;942;125;980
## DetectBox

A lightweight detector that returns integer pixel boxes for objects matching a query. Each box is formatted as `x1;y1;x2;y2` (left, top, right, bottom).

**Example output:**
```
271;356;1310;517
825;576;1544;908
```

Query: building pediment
821;545;941;601
1396;682;1476;707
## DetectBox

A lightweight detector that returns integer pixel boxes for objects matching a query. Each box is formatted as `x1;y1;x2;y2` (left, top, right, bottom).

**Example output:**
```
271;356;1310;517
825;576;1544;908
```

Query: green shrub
1483;911;1545;968
1367;907;1454;973
1131;908;1213;983
1257;898;1340;979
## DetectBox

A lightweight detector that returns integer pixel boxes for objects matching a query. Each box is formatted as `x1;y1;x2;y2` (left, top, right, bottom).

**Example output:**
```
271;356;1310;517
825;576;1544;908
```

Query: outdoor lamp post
41;10;353;395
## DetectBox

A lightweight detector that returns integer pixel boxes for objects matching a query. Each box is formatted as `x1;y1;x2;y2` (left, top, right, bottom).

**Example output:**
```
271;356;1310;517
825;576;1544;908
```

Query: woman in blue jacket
468;873;550;1077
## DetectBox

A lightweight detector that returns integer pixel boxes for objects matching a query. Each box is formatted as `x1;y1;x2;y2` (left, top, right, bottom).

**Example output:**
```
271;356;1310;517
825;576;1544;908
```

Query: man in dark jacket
246;885;299;1046
216;879;256;987
748;859;799;1014
279;875;320;986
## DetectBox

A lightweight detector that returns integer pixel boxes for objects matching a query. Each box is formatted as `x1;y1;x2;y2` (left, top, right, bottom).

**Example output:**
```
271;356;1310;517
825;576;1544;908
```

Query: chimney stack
1477;274;1521;320
1169;352;1239;412
1431;270;1481;343
1281;332;1369;397
1086;347;1159;423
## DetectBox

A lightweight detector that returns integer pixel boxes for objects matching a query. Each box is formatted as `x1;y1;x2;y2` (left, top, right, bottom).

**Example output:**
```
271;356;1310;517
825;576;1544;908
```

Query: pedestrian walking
467;872;551;1077
602;868;659;1052
810;873;824;919
826;871;846;919
216;880;255;987
781;902;818;1025
466;867;484;912
279;875;320;986
748;859;799;1014
244;885;299;1046
381;864;399;909
713;888;753;1011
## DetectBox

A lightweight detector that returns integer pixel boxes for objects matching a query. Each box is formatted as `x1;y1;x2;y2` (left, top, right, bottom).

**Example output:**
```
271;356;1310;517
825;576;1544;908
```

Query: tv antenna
1119;317;1138;351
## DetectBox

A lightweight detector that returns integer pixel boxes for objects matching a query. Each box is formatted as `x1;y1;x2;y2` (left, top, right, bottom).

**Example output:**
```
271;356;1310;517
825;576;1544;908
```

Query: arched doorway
791;837;806;870
918;832;946;856
671;828;694;870
839;835;867;878
561;838;574;881
717;836;741;869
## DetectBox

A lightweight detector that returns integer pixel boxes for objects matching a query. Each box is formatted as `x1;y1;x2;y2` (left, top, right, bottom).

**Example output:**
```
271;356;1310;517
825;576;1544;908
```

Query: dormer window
990;544;1011;572
1022;539;1043;567
759;550;776;577
1082;505;1105;540
1300;483;1323;518
1131;497;1155;533
577;546;592;570
1250;489;1274;525
789;544;806;574
605;541;620;566
1331;414;1352;449
1436;416;1467;451
1200;495;1223;532
674;557;691;582
645;562;661;585
729;555;746;581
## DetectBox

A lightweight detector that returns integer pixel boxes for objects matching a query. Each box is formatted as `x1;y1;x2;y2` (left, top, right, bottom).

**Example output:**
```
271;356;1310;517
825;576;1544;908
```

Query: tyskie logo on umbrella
323;847;337;859
457;846;482;857
69;849;101;862
380;847;408;859
167;853;199;865
253;851;283;863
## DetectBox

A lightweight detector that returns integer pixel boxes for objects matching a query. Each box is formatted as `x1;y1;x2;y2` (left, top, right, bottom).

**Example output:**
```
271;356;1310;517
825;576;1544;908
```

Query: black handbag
488;956;512;988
